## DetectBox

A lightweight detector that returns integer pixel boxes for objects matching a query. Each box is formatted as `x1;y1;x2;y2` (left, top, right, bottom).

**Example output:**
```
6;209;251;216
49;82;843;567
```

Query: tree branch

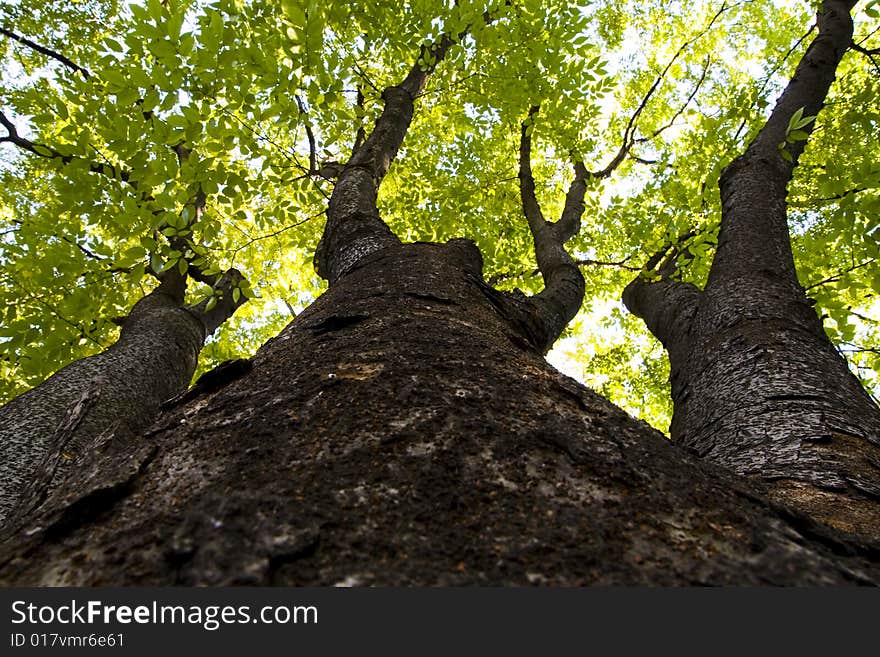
732;22;817;144
315;11;502;283
0;110;128;182
588;5;727;181
736;0;857;171
803;258;877;291
295;95;318;174
850;42;880;55
518;106;546;232
711;0;857;287
516;106;586;352
0;26;91;78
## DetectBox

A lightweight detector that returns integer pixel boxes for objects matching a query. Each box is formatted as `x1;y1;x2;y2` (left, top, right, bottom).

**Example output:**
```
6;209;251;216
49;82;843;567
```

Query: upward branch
742;0;857;174
712;0;857;285
333;34;459;218
316;7;509;283
517;107;586;353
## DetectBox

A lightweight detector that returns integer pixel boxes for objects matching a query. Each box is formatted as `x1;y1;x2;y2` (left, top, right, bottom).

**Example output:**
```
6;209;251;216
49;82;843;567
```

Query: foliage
1;0;878;431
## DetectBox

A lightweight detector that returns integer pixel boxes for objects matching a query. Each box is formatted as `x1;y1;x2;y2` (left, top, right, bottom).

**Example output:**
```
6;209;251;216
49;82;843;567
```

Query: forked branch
517;107;586;352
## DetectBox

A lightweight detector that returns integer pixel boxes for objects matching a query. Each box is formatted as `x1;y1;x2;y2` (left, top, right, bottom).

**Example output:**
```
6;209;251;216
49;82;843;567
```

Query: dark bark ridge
2;240;879;585
624;0;880;538
0;267;246;527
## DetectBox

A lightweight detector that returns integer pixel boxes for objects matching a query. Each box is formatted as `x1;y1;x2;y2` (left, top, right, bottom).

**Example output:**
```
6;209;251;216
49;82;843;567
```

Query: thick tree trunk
624;0;880;540
1;240;877;585
0;270;245;527
626;249;880;540
3;0;877;587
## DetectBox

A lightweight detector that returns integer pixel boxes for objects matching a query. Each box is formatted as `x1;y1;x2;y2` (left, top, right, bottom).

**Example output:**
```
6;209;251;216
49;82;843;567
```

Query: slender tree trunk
0;270;245;527
625;0;880;539
0;239;877;585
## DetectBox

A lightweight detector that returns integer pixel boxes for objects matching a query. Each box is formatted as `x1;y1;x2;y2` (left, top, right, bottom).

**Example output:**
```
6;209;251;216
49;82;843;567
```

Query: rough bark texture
1;240;879;586
3;0;878;587
624;0;880;540
0;270;245;527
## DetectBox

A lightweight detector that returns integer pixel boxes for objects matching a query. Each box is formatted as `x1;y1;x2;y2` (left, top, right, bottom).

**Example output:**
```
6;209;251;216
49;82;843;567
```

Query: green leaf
787;107;804;132
793;115;817;130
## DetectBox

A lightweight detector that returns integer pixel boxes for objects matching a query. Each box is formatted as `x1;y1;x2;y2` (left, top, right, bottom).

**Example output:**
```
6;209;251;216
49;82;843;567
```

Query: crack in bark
309;314;370;336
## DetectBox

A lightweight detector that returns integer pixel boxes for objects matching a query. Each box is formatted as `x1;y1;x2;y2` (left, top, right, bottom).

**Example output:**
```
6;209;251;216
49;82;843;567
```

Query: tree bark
0;269;245;527
3;0;878;586
624;0;880;540
0;240;878;585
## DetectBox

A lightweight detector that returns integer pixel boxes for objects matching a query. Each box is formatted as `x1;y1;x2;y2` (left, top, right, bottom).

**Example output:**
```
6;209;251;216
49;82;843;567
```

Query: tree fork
516;106;586;353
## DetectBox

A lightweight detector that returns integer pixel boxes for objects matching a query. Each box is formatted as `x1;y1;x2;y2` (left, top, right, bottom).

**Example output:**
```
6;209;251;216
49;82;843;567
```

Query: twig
0;26;91;78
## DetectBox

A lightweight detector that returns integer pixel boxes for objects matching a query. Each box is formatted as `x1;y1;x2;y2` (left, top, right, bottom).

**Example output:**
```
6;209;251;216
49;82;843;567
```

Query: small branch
732;22;816;143
1;272;106;348
61;235;105;262
0;26;91;78
789;185;872;208
295;95;318;174
487;256;640;286
645;55;712;141
839;342;880;355
352;87;366;155
0;110;128;182
219;108;301;164
803;258;877;291
228;210;325;257
576;257;641;272
352;61;381;95
647;230;698;280
850;40;880;74
588;7;727;181
850;42;880;55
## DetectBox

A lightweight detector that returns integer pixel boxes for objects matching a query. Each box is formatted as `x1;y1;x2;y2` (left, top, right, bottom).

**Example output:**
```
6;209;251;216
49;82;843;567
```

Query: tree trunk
624;0;880;540
0;269;245;527
1;240;877;585
3;0;877;586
